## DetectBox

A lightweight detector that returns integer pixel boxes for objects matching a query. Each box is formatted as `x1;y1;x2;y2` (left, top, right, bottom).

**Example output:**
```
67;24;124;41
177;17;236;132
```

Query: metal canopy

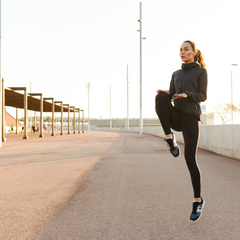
5;88;74;113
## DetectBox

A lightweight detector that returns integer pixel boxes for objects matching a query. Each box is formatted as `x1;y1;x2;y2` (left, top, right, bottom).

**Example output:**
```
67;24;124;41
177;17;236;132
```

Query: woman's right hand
156;89;170;95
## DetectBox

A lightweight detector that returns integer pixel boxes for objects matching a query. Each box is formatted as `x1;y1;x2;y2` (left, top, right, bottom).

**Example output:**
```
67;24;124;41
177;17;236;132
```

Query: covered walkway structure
2;78;85;142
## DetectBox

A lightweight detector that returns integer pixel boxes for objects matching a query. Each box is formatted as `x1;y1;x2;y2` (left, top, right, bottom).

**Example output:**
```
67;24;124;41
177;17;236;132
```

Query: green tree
45;116;51;122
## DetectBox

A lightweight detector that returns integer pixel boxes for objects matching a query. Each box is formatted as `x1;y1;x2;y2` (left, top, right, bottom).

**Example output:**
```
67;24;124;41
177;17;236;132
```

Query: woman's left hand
174;93;187;99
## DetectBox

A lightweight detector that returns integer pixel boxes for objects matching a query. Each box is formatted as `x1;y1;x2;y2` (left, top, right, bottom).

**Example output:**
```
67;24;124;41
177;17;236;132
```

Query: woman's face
180;42;196;64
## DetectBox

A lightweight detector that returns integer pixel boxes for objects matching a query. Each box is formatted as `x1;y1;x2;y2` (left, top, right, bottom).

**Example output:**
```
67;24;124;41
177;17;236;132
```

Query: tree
45;116;51;122
213;103;240;124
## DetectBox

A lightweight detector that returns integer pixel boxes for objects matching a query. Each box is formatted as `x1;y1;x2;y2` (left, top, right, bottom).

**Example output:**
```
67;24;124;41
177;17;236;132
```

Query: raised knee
155;92;169;102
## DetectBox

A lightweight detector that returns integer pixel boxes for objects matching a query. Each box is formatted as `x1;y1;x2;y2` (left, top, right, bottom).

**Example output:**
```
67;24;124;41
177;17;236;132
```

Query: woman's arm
185;69;208;102
168;73;176;100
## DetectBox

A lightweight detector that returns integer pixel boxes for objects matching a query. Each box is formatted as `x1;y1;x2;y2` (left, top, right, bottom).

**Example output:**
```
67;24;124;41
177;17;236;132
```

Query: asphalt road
1;131;240;240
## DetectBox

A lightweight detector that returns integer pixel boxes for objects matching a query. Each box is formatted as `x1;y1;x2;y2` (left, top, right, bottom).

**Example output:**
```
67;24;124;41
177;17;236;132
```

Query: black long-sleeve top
169;61;208;120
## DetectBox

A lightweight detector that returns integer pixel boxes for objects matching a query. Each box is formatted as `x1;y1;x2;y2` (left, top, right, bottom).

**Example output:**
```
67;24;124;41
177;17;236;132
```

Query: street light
231;64;238;124
137;2;146;138
110;86;112;130
126;65;129;132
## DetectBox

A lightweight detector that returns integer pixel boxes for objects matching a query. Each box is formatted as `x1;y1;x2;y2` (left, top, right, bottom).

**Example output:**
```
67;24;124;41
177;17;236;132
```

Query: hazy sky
3;0;240;119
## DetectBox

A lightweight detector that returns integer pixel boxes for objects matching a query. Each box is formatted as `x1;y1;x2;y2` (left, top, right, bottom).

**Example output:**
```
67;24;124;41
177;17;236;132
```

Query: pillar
43;97;55;136
10;87;28;139
51;98;55;136
78;108;80;133
71;106;76;134
68;105;70;134
30;93;44;137
2;78;6;141
34;111;36;130
16;108;19;134
55;101;64;135
23;87;28;139
60;102;63;135
74;108;76;134
63;104;70;134
39;94;44;137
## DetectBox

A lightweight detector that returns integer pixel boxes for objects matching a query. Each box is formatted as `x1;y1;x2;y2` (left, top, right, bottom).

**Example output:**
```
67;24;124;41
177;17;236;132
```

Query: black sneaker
164;134;181;157
190;198;205;222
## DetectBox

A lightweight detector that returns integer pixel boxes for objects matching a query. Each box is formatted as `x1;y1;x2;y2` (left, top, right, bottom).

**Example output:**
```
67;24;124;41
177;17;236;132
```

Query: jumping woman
155;40;207;222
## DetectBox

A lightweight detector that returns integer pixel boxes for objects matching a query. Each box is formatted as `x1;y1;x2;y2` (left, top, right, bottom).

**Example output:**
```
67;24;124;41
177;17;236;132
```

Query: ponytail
184;40;206;68
194;49;206;68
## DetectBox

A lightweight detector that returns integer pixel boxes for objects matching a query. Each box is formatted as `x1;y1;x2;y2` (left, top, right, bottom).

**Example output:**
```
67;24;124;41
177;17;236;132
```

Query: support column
39;94;43;137
61;102;63;135
52;99;55;136
23;88;28;139
71;106;76;134
2;78;6;141
63;104;70;134
68;106;70;134
76;108;80;133
16;108;19;134
10;87;28;139
29;93;44;137
34;111;36;130
79;109;81;133
55;101;64;135
73;107;76;134
44;98;55;136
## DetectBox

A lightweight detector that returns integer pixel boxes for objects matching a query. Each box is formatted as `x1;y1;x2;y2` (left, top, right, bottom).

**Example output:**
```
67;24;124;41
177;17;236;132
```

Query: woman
155;40;207;222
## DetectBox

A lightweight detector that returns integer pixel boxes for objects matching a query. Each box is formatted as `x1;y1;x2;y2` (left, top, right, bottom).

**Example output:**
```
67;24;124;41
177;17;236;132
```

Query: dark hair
184;40;206;68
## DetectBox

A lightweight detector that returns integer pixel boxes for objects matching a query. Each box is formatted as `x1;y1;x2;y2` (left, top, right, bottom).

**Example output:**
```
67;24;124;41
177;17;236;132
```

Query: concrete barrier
95;125;240;160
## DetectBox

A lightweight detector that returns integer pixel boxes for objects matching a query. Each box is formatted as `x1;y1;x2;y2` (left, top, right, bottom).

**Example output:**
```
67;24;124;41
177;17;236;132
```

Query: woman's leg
155;92;181;157
155;92;181;134
180;116;201;198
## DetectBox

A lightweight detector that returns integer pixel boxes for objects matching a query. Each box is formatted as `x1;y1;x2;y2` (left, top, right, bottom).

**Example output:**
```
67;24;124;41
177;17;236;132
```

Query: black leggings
155;92;201;198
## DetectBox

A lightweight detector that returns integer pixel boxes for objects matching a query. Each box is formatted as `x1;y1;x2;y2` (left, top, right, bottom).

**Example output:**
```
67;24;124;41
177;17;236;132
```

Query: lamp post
138;2;143;138
231;64;238;124
126;65;129;132
110;86;112;130
137;2;146;138
86;83;90;131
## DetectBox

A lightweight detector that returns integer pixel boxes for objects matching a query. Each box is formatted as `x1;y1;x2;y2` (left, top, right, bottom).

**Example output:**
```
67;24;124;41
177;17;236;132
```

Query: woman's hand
174;93;187;99
156;89;170;95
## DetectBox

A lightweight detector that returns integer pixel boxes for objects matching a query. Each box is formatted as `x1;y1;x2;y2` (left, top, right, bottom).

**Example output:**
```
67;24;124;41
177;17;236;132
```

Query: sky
2;0;240;120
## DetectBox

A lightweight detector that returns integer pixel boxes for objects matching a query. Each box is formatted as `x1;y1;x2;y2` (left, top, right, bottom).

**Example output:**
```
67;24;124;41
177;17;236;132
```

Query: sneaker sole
190;200;205;222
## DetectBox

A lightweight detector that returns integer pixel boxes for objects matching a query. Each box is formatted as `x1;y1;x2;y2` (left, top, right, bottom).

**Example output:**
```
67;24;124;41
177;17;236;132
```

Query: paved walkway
1;131;240;240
